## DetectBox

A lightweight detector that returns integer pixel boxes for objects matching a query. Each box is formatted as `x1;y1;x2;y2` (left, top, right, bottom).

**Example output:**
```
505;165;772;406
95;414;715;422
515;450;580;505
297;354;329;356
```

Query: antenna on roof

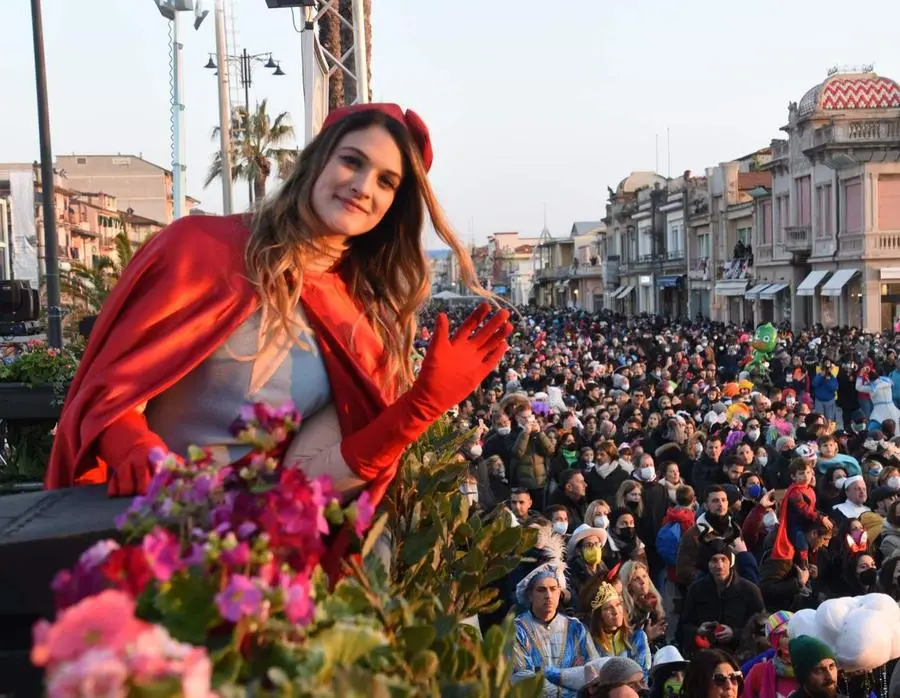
655;134;659;173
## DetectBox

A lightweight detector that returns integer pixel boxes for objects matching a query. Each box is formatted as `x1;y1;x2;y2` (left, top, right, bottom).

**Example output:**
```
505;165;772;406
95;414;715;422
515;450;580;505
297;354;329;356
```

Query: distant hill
427;249;451;259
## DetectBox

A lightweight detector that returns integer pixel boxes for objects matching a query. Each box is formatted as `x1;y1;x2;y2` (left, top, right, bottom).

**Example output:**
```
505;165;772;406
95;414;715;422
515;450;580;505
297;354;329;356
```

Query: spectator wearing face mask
567;523;611;619
606;507;646;568
482;412;516;473
765;436;795;491
741;490;779;560
547;504;572;538
675;486;742;589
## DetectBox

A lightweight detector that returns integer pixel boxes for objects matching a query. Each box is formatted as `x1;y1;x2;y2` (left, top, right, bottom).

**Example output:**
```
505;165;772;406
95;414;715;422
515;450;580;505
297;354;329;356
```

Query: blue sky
2;0;900;248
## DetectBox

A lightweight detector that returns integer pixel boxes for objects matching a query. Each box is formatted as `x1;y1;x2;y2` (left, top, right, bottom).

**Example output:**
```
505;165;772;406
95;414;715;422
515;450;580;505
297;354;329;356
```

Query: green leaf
362;512;390;559
409;650;439;681
489;527;523;557
310;621;389;678
153;572;220;645
398;624;436;654
457;548;485;574
400;525;439;566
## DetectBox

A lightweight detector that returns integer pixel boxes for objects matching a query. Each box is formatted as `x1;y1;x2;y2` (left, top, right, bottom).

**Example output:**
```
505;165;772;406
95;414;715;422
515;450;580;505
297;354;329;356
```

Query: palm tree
60;230;135;314
205;99;297;201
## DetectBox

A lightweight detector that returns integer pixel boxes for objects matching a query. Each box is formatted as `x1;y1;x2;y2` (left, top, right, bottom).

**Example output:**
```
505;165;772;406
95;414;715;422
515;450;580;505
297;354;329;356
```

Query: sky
3;0;900;249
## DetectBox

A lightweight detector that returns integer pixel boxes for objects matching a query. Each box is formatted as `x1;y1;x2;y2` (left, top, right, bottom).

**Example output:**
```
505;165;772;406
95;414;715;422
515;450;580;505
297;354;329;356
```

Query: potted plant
0;340;82;487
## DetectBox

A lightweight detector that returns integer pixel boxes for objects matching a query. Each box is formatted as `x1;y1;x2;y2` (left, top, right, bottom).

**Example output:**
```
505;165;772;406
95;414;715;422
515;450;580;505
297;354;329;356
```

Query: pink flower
280;573;314;626
220;541;251;568
32;590;148;668
353;491;375;538
215;575;263;622
79;540;120;570
180;648;214;698
46;648;128;698
142;527;182;582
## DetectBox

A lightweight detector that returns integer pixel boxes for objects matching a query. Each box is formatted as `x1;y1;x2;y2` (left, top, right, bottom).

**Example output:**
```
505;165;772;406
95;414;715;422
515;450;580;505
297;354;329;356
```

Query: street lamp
30;0;62;347
204;49;285;205
150;0;209;220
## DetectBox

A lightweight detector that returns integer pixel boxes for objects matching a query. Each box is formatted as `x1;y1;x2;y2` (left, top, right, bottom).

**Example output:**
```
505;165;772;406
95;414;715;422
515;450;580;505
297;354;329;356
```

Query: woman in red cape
46;103;511;524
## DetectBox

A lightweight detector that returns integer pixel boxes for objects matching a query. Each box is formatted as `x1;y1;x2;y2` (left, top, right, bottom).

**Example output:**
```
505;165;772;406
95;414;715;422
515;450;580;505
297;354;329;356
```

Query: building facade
746;68;900;332
57;154;200;225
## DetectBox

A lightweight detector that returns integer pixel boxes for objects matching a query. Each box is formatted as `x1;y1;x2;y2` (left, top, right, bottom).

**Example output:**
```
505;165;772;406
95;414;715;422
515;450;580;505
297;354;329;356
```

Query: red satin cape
46;214;400;508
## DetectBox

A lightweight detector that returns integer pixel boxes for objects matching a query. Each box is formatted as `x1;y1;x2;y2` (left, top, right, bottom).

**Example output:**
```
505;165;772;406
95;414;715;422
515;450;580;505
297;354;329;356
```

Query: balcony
755;243;773;263
687;257;710;281
535;266;570;282
807;120;900;166
570;262;604;278
863;231;900;258
784;225;811;253
813;120;900;147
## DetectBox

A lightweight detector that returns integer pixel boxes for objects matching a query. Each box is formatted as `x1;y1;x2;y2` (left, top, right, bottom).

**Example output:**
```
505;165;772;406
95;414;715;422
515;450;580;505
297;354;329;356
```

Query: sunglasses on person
711;671;743;687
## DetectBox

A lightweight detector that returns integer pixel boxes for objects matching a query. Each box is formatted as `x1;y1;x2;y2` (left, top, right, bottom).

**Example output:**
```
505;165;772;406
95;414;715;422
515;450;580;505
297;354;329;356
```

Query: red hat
321;102;434;172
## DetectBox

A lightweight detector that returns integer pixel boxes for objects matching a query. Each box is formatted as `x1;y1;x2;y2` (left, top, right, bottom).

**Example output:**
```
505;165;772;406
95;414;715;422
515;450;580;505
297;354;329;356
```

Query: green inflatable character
747;323;778;379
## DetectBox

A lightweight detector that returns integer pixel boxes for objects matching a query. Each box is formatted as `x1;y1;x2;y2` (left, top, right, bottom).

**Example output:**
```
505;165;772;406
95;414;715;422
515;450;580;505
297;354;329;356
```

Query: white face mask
834;477;847;491
594;515;609;529
469;445;483;458
552;521;568;536
757;455;768;467
747;429;761;442
497;426;511;435
763;511;779;529
888;476;900;490
693;444;703;458
639;466;656;482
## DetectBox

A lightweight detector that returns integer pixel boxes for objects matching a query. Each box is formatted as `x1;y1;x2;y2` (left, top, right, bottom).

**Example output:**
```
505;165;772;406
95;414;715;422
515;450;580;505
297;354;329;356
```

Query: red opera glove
341;304;511;477
97;410;167;497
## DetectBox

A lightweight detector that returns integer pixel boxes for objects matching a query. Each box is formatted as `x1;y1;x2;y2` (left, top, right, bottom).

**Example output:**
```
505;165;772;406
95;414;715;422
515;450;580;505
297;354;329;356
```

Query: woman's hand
412;305;511;411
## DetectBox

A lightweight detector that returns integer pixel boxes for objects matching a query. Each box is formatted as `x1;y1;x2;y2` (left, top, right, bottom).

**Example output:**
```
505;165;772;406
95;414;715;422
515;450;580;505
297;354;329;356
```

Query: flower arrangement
32;404;544;697
1;339;83;485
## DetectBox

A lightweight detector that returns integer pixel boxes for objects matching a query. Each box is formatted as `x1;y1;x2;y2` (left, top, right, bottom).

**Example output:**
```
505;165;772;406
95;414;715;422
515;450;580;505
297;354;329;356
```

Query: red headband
321;102;434;172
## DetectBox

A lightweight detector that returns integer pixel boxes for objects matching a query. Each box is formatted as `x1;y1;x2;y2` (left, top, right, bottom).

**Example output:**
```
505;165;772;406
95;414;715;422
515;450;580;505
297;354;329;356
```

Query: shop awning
744;283;772;300
657;275;684;288
820;269;859;296
796;270;831;296
715;280;749;297
759;282;790;300
611;285;628;298
615;285;635;299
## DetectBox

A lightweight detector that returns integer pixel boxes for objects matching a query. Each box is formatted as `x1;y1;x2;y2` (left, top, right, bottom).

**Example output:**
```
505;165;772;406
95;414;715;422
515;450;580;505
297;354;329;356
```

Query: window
638;222;652;257
761;200;773;243
76;157;87;165
776;195;789;241
796;176;811;227
844;179;863;234
817;184;833;237
697;233;711;259
878;175;900;230
667;220;684;258
737;227;751;245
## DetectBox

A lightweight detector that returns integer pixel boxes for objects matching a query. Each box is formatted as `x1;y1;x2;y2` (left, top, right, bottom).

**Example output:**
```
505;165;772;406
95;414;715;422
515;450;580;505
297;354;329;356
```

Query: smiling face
310;125;404;240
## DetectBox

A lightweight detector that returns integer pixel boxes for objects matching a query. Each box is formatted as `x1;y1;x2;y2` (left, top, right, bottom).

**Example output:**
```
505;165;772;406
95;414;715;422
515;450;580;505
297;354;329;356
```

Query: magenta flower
220;541;251;568
215;575;263;622
354;491;375;538
280;573;313;626
142;528;182;582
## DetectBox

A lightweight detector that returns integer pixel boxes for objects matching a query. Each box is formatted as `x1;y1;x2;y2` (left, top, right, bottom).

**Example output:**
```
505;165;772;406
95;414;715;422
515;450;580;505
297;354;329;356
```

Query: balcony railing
863;231;900;258
813;120;900;147
784;225;811;252
772;140;789;160
535;266;570;281
666;249;686;261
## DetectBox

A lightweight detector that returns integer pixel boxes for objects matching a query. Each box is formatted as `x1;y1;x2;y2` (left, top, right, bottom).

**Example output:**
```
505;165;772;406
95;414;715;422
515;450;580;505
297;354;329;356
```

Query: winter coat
678;571;765;656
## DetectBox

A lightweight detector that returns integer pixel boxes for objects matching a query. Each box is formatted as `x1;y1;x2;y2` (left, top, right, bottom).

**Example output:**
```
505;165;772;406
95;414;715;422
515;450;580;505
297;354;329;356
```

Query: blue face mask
747;483;763;499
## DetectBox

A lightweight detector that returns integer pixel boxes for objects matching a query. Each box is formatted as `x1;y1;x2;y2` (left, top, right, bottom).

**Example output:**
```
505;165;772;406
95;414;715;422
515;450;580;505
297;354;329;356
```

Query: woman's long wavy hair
245;109;488;390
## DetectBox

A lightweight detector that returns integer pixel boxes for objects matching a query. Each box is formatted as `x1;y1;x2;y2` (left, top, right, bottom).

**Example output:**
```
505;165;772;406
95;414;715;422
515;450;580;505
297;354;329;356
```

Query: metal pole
171;13;185;219
350;0;369;104
214;0;233;214
243;49;253;205
30;0;62;348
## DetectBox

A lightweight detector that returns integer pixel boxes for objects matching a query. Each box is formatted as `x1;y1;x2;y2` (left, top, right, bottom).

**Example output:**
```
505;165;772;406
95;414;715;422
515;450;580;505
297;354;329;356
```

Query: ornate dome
798;68;900;119
616;171;666;195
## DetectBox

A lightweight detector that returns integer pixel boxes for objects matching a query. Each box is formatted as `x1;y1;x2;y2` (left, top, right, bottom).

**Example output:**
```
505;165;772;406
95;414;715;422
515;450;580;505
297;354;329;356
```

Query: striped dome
798;70;900;119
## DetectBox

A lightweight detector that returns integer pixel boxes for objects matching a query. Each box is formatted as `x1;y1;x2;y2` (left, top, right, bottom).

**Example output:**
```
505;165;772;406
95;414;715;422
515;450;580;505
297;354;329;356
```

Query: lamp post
30;0;62;348
151;0;209;220
205;49;285;206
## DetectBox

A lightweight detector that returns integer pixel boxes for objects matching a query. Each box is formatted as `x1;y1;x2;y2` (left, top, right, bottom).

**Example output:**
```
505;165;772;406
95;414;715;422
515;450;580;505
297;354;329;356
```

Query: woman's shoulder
140;214;251;268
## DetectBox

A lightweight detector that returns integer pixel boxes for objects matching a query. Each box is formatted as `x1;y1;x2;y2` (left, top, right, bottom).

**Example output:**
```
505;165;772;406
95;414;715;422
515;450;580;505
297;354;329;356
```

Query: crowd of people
428;306;900;698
